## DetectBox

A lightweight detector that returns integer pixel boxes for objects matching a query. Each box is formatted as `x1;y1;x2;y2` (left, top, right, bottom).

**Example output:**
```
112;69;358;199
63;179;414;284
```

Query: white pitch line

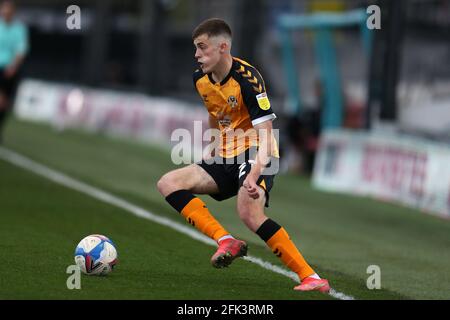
0;146;354;300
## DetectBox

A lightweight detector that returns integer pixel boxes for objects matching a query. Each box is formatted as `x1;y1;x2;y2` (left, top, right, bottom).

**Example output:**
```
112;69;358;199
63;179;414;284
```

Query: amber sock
165;190;229;242
256;218;316;280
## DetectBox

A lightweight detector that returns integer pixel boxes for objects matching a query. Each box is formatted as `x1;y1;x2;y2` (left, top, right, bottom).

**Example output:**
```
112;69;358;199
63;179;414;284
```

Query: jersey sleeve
239;66;276;126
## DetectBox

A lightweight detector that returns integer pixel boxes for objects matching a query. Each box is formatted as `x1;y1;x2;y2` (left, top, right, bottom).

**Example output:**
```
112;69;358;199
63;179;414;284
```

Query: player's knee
157;172;180;197
156;176;167;196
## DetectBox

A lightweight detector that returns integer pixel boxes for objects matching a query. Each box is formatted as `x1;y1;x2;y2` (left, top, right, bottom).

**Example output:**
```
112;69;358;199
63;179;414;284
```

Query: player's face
194;34;221;74
0;1;15;22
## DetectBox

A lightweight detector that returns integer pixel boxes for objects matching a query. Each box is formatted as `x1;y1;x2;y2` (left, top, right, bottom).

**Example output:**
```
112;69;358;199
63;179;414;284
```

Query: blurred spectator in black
286;80;323;175
105;60;126;88
285;114;305;174
303;80;323;174
0;0;28;143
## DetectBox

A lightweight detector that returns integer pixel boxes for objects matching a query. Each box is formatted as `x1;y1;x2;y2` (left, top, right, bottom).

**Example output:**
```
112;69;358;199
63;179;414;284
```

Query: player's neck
2;17;14;24
211;55;233;84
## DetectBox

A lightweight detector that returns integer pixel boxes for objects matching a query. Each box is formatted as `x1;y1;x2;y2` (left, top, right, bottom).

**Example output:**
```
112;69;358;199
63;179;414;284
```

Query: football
74;234;118;276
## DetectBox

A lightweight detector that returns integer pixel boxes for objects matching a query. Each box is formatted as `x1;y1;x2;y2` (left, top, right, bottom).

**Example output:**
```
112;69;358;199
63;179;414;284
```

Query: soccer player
157;18;330;293
0;0;28;143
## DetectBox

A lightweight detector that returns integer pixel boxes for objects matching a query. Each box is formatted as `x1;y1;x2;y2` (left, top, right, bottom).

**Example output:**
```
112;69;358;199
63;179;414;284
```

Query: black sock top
256;218;282;242
165;190;195;213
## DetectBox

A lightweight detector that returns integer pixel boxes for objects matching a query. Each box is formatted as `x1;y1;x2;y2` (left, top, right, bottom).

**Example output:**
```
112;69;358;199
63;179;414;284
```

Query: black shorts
0;69;19;99
197;147;277;207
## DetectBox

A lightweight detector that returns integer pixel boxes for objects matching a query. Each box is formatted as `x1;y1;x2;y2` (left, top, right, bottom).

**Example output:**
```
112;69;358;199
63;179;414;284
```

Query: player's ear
217;42;224;53
219;41;228;53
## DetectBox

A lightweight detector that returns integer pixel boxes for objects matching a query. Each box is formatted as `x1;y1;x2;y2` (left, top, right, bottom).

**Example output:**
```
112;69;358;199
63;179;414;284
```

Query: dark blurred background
15;0;448;94
9;0;450;174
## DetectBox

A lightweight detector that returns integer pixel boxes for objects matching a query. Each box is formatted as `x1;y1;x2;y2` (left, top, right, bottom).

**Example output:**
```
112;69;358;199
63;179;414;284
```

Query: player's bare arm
243;120;273;199
203;114;219;160
5;54;24;78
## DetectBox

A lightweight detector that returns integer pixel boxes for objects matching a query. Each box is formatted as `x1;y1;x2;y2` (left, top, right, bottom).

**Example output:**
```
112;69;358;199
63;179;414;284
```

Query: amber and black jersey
193;57;279;159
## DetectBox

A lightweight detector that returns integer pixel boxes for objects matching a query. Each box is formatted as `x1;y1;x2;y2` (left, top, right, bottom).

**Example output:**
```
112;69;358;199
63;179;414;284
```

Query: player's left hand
243;174;260;199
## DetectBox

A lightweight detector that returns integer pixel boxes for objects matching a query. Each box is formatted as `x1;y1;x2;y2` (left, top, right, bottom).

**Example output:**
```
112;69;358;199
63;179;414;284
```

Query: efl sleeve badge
256;92;271;110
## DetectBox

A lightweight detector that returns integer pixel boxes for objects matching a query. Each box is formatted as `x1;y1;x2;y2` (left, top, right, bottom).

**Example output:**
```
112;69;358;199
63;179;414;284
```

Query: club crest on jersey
227;95;238;108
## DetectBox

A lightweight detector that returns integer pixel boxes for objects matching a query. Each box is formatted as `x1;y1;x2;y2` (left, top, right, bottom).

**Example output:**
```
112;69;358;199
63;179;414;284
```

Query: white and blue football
74;234;118;276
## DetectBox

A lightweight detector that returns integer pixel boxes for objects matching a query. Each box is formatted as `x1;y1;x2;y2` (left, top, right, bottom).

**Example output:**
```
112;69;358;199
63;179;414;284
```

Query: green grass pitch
0;119;449;299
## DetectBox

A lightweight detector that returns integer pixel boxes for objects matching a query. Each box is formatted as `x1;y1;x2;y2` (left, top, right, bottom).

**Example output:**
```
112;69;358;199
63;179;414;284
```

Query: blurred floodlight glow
67;89;84;116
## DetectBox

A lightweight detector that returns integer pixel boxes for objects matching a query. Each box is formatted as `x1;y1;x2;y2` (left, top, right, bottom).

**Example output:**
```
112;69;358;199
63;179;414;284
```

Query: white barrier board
313;130;450;219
